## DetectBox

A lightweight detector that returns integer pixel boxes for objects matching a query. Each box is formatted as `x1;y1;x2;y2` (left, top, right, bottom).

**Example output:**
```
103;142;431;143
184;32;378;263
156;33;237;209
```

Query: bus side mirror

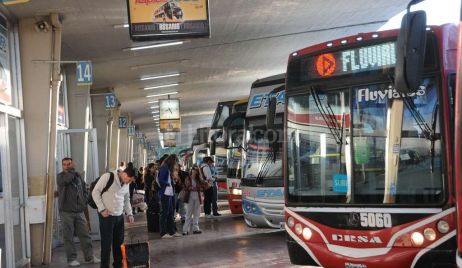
210;134;217;155
267;96;277;130
223;126;230;148
394;10;427;94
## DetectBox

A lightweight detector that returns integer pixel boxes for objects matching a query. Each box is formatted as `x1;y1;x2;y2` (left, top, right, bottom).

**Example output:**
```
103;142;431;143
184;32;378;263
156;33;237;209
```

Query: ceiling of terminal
4;0;410;146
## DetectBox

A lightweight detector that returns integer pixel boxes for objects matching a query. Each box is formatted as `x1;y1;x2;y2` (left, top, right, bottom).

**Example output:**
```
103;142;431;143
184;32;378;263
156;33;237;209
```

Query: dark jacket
57;169;88;213
158;164;174;196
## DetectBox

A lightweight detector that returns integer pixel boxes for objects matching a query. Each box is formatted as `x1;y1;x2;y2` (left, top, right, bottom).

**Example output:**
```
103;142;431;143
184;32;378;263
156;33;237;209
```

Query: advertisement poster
127;0;210;41
0;19;11;105
159;119;181;133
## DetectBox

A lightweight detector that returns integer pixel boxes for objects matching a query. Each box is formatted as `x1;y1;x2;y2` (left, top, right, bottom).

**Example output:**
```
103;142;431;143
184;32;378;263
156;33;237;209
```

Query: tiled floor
46;208;297;267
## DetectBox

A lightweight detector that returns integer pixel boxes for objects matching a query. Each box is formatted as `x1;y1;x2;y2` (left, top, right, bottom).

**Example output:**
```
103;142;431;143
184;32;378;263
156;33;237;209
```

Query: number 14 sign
76;61;93;86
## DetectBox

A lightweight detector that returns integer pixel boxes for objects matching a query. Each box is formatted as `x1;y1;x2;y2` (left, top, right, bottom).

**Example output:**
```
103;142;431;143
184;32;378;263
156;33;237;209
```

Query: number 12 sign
76;61;93;86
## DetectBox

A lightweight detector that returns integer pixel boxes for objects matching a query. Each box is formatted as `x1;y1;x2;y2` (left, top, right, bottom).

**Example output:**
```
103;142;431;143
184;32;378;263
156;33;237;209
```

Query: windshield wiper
256;150;273;185
310;87;345;145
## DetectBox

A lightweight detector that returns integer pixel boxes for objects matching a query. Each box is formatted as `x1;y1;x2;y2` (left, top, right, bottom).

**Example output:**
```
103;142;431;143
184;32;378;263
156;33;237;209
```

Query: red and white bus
281;17;459;268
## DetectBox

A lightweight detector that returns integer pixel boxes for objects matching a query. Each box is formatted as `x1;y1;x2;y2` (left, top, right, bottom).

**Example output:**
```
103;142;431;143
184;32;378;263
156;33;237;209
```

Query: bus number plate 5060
360;213;392;228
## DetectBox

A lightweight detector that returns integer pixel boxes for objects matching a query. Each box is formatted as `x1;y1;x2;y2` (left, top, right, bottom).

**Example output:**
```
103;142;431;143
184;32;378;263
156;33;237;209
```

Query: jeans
160;194;176;236
60;211;94;262
203;183;218;215
183;192;201;233
99;214;124;268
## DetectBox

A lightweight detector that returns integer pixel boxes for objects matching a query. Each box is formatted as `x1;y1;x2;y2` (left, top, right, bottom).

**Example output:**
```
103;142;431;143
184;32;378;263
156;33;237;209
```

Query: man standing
92;167;135;268
201;157;221;218
57;157;99;267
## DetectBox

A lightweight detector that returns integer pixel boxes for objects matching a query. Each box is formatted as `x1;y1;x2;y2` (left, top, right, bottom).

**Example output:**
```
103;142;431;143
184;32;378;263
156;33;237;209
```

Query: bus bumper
242;199;284;228
285;231;456;268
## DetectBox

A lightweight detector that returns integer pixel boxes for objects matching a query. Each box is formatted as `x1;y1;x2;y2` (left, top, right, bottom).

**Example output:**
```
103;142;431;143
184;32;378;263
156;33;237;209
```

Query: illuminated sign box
159;119;181;132
296;41;397;82
127;0;210;41
163;139;176;147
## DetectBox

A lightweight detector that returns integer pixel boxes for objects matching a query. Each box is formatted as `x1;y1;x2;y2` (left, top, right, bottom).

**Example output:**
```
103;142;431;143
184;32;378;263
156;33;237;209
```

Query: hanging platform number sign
119;116;128;128
105;94;117;110
128;126;136;136
76;61;93;86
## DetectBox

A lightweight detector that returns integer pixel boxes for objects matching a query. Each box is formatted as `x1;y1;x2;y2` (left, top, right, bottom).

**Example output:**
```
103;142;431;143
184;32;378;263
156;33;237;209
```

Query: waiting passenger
182;166;204;235
57;157;100;266
92;167;135;268
201;157;221;218
158;154;182;238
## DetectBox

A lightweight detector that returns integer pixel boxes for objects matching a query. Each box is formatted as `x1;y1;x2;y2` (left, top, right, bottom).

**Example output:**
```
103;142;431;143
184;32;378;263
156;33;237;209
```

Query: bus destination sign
303;42;396;80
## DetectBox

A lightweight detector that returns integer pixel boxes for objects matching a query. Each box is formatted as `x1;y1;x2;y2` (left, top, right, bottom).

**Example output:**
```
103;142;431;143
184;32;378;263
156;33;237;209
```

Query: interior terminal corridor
0;0;461;267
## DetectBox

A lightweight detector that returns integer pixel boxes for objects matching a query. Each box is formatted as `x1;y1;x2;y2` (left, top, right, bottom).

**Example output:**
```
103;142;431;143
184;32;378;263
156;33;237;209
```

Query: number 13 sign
76;61;93;86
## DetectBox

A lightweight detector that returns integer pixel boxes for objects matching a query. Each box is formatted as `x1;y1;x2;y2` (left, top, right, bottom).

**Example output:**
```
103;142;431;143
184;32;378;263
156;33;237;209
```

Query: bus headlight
411;232;424;246
302;227;312;241
287;217;295;228
423;228;436;241
231;188;242;195
295;223;303;235
437;220;450;234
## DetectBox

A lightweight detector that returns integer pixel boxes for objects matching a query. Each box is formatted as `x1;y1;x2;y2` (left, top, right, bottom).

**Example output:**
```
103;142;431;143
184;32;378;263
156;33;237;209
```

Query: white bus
240;74;286;228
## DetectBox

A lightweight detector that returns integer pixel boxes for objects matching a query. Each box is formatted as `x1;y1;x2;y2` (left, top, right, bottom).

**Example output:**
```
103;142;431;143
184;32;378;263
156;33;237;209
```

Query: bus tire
286;234;319;266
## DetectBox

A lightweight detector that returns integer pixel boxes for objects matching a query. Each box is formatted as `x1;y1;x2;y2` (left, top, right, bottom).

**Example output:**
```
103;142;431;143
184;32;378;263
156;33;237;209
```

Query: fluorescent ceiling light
130;59;190;70
150;106;159;109
140;73;181;81
148;100;159;104
146;91;178;98
124;41;183;51
143;83;179;90
151;111;160;114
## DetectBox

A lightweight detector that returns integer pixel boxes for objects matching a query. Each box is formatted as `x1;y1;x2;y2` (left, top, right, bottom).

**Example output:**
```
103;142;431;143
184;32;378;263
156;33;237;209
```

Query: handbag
121;241;150;268
178;189;190;203
164;172;174;196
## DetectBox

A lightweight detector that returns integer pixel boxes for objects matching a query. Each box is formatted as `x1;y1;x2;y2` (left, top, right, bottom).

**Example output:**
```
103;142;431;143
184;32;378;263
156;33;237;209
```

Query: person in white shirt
92;168;135;268
200;157;221;218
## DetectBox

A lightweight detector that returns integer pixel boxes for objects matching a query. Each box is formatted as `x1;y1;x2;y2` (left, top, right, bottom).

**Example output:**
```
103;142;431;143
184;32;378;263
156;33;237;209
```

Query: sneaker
68;260;80;267
161;234;174;239
182;232;188;236
172;232;182;237
213;212;222;216
205;214;213;219
84;256;100;264
193;230;202;234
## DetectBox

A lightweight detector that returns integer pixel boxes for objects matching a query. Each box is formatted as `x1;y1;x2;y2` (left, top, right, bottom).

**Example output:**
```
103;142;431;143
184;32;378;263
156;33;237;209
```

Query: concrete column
118;113;129;165
19;16;56;266
108;108;120;171
90;95;108;175
65;65;92;179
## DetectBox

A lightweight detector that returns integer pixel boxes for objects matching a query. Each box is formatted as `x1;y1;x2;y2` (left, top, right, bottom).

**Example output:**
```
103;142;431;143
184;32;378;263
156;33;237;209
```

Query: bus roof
289;24;456;61
251;73;285;89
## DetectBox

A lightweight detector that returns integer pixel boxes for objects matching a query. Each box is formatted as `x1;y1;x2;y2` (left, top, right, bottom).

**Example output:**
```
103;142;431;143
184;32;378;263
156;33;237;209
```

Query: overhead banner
127;0;210;41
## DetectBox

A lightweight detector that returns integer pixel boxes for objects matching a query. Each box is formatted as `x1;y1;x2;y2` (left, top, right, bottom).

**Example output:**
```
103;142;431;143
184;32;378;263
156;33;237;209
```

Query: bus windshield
242;126;283;187
211;103;232;129
286;77;443;205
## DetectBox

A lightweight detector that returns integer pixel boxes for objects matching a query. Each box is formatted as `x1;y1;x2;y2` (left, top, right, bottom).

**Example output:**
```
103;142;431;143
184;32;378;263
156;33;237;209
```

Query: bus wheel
287;236;320;266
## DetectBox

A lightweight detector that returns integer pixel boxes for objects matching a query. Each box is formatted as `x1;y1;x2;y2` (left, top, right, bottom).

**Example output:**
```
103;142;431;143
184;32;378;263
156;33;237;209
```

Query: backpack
88;172;114;209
